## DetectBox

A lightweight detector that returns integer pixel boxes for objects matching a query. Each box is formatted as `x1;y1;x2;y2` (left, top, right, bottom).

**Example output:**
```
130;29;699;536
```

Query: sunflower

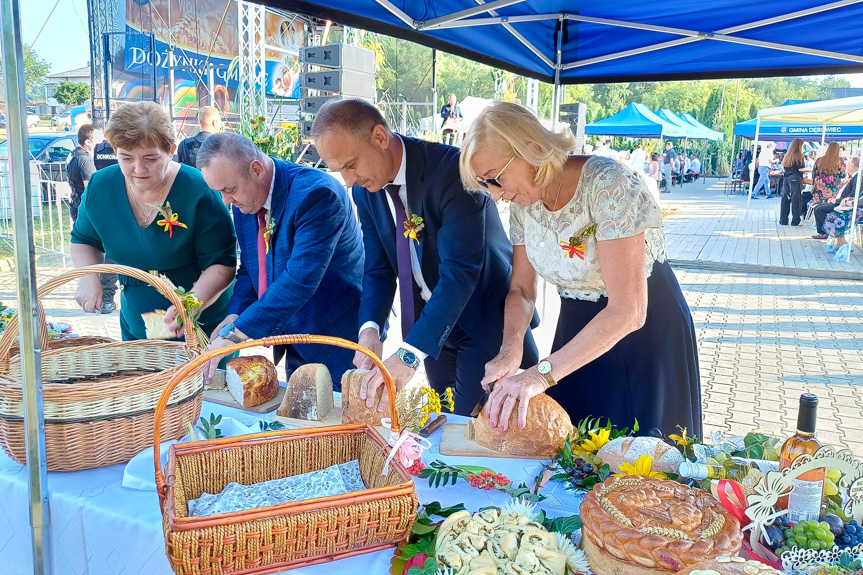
579;428;611;453
617;454;667;479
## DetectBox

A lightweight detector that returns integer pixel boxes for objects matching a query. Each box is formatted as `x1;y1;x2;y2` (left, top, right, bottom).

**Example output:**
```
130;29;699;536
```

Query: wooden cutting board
204;385;287;414
439;422;545;460
271;395;344;429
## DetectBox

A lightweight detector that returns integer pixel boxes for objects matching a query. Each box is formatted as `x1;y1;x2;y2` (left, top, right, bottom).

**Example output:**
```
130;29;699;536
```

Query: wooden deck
662;181;863;278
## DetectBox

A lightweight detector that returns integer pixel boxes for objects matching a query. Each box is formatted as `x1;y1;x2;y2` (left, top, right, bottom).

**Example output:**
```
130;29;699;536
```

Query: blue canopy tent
734;117;863;142
655;108;708;139
278;0;863;88
679;113;725;141
585;102;686;138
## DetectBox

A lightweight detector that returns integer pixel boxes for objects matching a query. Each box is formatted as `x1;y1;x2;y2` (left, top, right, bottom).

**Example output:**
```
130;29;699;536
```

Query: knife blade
470;382;494;417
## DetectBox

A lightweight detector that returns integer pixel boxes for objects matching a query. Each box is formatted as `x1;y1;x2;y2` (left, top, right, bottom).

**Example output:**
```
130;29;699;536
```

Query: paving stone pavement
1;255;862;456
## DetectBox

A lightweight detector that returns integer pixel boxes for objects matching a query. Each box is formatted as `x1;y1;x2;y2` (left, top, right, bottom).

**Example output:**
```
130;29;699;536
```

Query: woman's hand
163;305;185;337
842;197;853;207
484;367;548;432
481;345;523;392
75;275;103;313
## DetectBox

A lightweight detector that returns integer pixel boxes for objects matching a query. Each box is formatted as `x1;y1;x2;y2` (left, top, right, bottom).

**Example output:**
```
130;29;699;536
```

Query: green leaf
549;515;583;534
418;536;437;556
433;503;466;518
407;556;439;575
411;523;437;536
400;543;423;559
417;468;434;479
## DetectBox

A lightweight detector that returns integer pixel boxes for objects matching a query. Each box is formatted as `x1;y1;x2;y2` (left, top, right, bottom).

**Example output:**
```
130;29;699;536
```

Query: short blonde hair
198;105;221;126
460;101;575;191
104;101;175;153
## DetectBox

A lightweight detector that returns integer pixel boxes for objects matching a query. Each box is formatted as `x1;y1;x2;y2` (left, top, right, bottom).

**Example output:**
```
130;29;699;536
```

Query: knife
470;382;494;417
419;414;447;437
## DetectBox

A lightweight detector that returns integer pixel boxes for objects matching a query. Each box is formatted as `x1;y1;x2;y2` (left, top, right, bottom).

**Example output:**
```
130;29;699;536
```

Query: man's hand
361;354;416;413
203;337;235;385
209;314;239;342
354;327;383;370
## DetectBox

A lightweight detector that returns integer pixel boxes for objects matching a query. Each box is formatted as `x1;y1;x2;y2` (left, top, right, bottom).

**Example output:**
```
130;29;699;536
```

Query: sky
15;0;863;87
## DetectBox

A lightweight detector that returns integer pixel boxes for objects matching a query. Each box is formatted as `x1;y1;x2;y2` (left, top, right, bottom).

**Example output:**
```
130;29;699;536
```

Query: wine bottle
678;457;778;481
777;393;824;522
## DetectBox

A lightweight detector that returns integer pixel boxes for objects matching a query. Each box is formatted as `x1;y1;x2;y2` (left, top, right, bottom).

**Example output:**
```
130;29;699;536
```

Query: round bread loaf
675;557;784;575
597;436;685;474
580;476;743;575
473;393;572;457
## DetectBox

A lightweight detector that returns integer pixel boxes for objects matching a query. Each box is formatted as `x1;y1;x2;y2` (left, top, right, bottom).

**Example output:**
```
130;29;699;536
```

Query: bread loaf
278;363;334;420
226;355;278;408
597;436;685;474
142;309;175;340
341;369;388;427
469;393;573;457
675;558;783;575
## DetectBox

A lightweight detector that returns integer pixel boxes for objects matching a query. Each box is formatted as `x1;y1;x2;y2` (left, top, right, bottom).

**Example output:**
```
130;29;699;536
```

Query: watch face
402;350;417;364
538;360;552;375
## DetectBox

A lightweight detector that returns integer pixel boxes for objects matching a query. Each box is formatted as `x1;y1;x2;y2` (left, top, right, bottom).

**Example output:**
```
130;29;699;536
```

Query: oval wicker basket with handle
155;335;418;575
0;264;205;472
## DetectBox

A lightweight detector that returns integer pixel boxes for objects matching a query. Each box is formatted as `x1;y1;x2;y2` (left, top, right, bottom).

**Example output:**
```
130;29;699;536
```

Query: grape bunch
562;451;606;490
838;520;861;549
774;520;836;556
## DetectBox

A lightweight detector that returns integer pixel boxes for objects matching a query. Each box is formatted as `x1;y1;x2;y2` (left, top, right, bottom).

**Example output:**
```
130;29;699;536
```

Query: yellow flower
579;428;610;453
618;455;667;479
668;428;690;448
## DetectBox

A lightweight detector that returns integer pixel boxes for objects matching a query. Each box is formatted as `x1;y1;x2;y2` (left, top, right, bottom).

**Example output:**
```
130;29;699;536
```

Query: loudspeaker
300;44;376;74
560;102;587;155
301;69;375;99
300;94;374;114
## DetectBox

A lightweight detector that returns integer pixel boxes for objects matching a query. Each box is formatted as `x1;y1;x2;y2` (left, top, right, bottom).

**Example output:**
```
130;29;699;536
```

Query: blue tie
385;184;416;336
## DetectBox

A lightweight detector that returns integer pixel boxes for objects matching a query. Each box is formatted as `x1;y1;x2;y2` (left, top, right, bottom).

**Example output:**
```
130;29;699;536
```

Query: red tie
256;208;268;298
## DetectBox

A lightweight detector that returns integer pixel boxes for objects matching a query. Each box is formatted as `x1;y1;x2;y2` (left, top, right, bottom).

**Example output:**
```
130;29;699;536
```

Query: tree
0;45;52;103
54;81;91;106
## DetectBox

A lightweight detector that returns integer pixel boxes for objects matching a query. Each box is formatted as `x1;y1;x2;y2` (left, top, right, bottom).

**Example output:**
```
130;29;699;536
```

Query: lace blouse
510;156;667;301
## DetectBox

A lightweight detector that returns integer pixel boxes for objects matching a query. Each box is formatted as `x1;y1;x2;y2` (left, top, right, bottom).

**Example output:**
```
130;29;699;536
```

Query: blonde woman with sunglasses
460;101;701;437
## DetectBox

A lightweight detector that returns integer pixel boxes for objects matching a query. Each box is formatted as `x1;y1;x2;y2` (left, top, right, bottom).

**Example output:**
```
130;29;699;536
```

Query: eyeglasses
475;156;515;189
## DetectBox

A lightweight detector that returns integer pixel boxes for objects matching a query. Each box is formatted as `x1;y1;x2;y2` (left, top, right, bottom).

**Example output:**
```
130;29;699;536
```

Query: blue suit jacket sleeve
406;176;486;359
353;187;397;332
233;185;345;339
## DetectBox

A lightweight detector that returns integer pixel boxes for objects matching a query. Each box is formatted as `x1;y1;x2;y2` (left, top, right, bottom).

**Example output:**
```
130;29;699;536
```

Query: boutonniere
149;201;188;238
560;223;595;260
262;216;276;253
404;213;424;244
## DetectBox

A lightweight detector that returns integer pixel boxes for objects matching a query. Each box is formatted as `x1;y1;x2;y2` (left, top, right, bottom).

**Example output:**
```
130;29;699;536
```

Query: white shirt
262;165;275;213
690;158;701;173
630;148;646;173
758;149;775;168
359;135;432;360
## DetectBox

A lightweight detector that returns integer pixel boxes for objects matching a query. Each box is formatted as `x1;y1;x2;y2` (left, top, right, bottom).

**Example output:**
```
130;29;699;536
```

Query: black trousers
814;203;837;234
779;173;804;225
424;323;539;416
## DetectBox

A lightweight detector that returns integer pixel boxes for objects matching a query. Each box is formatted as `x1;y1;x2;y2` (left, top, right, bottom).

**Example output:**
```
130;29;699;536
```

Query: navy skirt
545;261;703;438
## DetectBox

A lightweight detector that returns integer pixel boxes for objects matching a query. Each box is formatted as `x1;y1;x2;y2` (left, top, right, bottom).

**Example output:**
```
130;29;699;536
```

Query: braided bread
580;477;743;575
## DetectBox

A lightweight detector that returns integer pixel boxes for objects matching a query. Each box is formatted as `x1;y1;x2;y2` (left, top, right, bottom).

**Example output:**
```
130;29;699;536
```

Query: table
0;403;582;575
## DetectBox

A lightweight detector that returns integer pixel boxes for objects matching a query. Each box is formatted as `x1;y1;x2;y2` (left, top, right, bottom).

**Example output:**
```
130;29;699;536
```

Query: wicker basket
155;335;419;575
0;264;205;471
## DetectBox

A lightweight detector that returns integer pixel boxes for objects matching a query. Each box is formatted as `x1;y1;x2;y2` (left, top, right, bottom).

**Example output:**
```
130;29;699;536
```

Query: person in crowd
678;153;689;186
750;142;776;199
739;148;753;183
93;138;118;170
810;144;846;240
460;101;701;437
70;101;236;341
595;139;618;159
440;93;463;146
662;141;676;190
312;99;539;415
685;154;701;182
630;143;646;174
177;105;222;168
819;156;860;251
67;123;119;314
779;138;806;226
196;133;364;384
648;152;662;186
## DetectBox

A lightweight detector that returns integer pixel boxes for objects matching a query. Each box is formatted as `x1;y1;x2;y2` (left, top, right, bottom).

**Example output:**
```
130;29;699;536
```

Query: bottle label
788;478;824;523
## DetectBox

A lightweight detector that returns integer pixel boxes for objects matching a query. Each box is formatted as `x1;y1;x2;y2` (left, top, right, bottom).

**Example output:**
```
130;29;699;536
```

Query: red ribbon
560;242;586;259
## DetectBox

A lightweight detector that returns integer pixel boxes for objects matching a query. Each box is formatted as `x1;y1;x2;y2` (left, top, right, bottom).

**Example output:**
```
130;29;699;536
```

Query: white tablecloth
0;402;583;575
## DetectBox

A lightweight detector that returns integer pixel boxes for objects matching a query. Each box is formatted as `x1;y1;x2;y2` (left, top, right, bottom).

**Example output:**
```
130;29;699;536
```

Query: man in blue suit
197;133;364;386
313;99;538;415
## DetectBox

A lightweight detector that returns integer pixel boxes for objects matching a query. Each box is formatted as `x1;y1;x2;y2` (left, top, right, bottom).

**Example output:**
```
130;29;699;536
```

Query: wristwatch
396;348;420;369
219;323;244;344
537;359;557;388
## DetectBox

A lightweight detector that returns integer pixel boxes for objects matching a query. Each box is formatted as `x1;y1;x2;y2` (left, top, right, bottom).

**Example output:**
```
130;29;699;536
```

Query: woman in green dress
71;101;236;340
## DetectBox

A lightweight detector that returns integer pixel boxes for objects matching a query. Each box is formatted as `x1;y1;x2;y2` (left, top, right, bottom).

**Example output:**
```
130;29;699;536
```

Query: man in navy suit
313;99;538;415
196;133;364;385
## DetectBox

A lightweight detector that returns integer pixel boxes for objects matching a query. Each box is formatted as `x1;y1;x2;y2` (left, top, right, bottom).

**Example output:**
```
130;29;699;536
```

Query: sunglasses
475;156;515;189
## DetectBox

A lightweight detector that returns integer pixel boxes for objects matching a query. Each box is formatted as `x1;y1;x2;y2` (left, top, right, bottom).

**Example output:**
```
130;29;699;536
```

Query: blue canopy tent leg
0;0;48;572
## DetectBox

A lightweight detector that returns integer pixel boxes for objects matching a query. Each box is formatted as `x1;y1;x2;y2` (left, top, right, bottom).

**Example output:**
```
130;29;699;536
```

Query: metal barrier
0;160;71;263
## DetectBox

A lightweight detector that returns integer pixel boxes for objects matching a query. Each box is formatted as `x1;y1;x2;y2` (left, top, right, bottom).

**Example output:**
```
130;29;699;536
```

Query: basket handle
153;334;399;501
0;264;199;364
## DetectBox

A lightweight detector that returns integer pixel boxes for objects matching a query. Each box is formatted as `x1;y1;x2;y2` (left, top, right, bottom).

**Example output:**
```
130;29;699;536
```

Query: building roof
46;66;90;81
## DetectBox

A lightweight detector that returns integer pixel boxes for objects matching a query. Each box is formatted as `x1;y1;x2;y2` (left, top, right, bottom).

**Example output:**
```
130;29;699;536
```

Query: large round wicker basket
0;264;205;472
